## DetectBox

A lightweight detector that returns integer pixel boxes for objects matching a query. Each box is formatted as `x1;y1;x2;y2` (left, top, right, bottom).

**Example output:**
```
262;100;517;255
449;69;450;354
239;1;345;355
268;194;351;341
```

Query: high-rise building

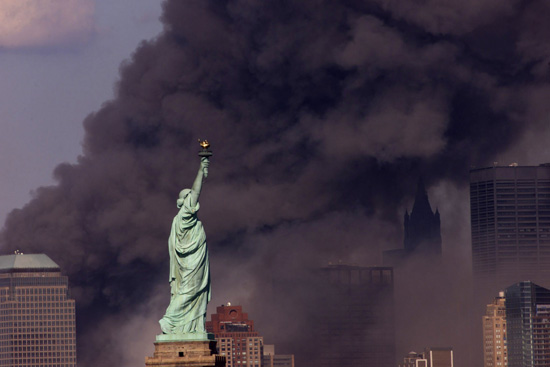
316;265;395;367
470;165;550;293
262;344;294;367
206;305;263;367
505;281;550;367
482;292;507;367
0;253;77;367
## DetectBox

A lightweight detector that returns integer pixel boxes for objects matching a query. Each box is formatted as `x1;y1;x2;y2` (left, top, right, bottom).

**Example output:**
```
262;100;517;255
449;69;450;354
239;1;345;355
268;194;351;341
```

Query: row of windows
0;288;68;295
0;314;74;321
1;340;76;353
0;333;75;340
0;357;76;366
0;297;71;303
221;348;261;354
0;315;74;322
0;301;73;308
0;351;75;357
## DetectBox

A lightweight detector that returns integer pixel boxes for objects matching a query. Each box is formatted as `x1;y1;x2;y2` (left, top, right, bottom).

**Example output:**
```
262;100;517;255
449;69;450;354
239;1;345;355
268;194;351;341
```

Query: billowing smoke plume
3;0;550;366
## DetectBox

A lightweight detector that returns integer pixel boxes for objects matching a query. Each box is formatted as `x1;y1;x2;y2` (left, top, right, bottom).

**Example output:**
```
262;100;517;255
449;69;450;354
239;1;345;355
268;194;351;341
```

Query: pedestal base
145;339;225;367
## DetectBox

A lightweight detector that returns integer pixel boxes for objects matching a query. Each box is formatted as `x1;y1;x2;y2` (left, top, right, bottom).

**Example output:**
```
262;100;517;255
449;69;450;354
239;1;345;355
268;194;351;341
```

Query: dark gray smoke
3;0;550;366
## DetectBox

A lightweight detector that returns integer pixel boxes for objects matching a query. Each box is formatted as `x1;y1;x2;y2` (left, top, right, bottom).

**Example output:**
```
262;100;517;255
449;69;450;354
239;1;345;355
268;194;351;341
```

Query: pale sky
0;0;163;225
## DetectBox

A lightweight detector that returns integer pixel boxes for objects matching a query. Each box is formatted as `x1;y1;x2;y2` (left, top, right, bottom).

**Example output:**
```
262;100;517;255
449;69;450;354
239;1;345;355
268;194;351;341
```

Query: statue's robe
159;193;211;334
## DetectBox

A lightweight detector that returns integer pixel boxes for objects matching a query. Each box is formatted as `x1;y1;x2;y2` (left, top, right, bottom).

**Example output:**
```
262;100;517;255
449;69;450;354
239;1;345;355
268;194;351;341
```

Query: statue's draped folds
159;192;211;334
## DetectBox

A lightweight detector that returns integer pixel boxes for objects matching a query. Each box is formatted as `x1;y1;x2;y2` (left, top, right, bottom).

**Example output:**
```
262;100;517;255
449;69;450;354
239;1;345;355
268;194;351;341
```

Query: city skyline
2;0;550;367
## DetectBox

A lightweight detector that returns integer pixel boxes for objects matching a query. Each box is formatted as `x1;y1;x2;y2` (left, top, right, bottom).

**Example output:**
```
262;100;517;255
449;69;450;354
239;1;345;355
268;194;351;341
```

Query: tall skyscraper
0;253;77;367
505;281;550;367
403;179;442;255
470;165;550;293
482;292;507;367
206;305;263;367
316;265;395;367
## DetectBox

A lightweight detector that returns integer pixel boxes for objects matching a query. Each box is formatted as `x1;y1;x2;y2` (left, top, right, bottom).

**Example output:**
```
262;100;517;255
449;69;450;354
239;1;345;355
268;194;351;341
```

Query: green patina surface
156;333;214;342
158;154;212;340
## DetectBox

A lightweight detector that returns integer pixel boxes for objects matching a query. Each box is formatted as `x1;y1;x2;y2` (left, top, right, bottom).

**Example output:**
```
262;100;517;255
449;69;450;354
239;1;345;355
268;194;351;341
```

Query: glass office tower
0;253;76;367
506;281;550;367
470;165;550;293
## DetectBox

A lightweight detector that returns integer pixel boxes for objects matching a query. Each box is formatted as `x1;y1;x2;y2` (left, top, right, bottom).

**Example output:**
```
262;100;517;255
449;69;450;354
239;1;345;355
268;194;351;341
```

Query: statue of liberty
159;142;212;336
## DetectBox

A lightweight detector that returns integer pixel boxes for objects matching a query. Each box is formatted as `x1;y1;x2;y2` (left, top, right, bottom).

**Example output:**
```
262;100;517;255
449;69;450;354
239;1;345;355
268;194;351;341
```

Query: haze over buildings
262;345;294;367
399;347;454;367
316;265;395;367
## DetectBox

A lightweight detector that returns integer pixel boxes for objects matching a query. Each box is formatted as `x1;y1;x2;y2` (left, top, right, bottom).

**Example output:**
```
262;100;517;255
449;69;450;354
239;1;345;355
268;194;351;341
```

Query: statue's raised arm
158;142;213;340
188;157;209;208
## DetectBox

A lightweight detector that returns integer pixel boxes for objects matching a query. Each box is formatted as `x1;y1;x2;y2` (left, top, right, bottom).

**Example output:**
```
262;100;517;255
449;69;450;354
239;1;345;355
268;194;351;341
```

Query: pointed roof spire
411;177;433;216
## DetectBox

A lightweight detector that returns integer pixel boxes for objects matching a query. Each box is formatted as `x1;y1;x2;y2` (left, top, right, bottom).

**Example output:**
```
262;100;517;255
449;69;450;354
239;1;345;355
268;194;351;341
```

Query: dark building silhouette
403;179;442;255
506;281;550;367
470;165;550;294
315;265;395;367
384;179;441;265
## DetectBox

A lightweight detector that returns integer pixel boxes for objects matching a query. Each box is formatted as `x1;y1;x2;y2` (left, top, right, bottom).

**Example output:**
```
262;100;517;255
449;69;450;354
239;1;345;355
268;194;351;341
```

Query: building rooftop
0;254;59;271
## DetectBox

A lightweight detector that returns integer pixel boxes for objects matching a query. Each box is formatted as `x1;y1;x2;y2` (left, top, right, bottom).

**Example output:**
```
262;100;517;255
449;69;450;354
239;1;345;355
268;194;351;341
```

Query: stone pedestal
145;337;225;367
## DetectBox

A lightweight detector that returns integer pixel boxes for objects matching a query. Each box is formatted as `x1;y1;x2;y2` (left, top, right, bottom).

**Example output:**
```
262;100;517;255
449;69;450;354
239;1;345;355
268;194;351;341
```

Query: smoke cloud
0;0;95;49
2;0;550;366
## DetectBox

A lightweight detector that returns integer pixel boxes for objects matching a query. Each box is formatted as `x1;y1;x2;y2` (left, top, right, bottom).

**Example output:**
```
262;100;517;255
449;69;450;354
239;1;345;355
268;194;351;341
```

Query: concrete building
0;253;76;367
262;344;294;367
206;305;263;367
482;292;507;367
506;281;550;367
470;165;550;293
316;265;395;367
